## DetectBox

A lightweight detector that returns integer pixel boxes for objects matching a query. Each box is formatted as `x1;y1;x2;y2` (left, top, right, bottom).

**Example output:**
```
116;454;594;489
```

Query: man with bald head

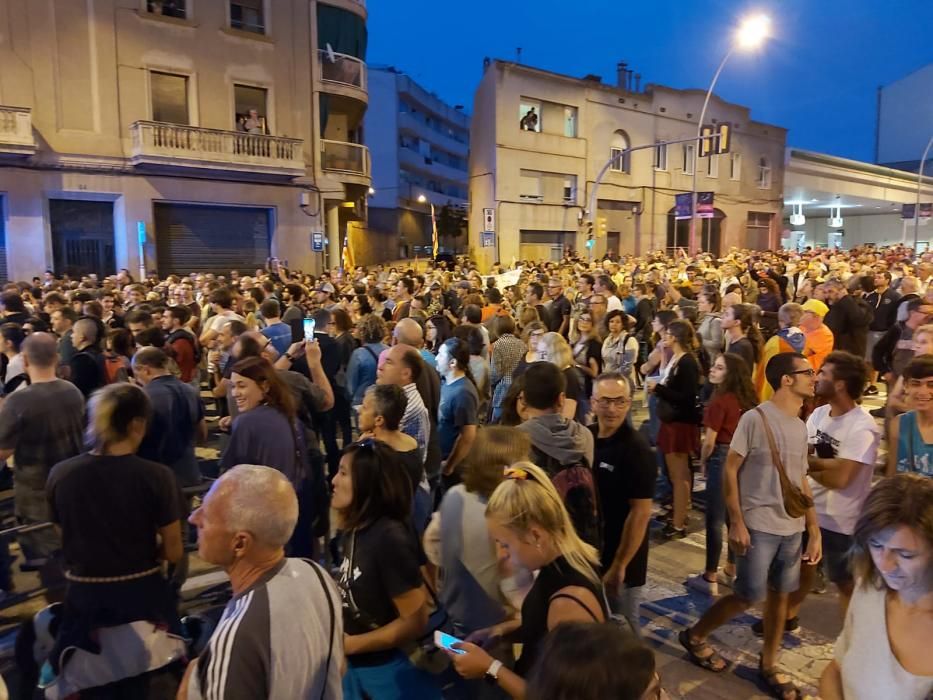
393;317;436;368
0;333;83;575
69;317;106;398
377;344;430;462
182;465;343;699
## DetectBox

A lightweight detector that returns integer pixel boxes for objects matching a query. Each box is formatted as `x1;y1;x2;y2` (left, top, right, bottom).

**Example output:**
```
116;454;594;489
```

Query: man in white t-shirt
790;351;880;622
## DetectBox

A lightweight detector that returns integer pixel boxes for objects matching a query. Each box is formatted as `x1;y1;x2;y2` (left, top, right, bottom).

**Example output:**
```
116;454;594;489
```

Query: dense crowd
0;244;930;700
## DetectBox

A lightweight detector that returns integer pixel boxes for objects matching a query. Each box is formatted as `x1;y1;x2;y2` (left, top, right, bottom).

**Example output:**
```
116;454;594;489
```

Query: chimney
627;69;634;91
617;62;628;89
634;73;642;92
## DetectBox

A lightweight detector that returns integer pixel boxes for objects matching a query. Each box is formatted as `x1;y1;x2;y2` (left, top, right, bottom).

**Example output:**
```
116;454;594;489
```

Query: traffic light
699;122;732;156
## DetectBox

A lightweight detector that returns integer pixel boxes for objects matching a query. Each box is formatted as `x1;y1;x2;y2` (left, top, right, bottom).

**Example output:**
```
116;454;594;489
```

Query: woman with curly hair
347;314;389;406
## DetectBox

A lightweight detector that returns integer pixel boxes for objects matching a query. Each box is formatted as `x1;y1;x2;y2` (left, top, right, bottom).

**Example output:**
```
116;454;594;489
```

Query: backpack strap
548;592;601;622
302;559;335;700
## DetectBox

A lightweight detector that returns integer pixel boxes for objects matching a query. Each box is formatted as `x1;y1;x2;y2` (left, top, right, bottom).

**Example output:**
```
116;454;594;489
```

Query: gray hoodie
517;413;595;468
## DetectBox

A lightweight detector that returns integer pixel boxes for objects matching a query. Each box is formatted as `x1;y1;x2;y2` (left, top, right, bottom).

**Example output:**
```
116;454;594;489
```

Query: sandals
759;657;802;700
678;629;727;672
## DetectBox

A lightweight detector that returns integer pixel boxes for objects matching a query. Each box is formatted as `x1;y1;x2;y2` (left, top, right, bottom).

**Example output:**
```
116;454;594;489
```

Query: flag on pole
430;203;439;258
341;232;354;272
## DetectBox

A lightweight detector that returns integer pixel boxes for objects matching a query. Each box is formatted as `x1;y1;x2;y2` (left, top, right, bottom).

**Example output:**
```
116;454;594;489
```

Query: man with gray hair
68;317;106;398
0;333;84;575
181;465;343;699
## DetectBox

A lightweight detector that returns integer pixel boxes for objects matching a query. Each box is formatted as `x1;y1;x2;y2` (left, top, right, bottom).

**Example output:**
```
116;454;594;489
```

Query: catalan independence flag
430;203;439;258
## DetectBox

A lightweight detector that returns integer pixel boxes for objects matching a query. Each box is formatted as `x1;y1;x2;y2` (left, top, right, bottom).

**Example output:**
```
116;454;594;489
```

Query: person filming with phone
680;352;822;700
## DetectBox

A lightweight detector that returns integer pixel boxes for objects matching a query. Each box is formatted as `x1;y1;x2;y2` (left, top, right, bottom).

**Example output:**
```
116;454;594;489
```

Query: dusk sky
368;0;933;163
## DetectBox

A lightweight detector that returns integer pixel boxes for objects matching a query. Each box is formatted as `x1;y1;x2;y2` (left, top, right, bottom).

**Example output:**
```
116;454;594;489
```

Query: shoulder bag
753;407;813;518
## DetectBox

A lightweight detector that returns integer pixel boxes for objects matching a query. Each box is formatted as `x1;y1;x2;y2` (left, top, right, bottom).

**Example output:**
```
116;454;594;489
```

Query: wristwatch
484;660;503;686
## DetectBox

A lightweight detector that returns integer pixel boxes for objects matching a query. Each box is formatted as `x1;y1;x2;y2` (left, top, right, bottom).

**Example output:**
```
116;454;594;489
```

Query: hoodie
517;413;595;468
755;326;807;401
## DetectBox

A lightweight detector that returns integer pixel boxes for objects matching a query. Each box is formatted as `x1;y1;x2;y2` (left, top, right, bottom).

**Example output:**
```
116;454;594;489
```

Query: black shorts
803;527;853;585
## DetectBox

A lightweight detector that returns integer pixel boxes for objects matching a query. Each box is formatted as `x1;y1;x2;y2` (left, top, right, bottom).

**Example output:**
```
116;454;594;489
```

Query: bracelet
485;660;503;685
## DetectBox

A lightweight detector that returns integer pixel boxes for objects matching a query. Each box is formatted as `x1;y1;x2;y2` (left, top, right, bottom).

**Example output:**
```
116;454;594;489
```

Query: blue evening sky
367;0;932;162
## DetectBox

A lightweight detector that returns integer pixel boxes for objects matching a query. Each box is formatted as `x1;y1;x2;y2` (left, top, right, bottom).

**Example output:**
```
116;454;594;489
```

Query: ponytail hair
441;337;477;387
486;461;601;587
86;383;151;453
731;303;764;363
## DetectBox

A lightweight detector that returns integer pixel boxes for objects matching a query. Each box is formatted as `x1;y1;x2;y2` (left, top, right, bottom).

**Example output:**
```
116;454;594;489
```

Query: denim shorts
733;528;802;603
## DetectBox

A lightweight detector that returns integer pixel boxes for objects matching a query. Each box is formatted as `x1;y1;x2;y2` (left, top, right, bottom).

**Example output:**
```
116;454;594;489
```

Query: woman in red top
685;352;757;596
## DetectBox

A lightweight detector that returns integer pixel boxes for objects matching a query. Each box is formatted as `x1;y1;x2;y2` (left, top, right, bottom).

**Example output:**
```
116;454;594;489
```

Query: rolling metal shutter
154;203;271;276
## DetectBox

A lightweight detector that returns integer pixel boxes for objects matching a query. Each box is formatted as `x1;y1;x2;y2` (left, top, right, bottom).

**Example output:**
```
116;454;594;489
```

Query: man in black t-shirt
590;373;657;638
545;280;571;336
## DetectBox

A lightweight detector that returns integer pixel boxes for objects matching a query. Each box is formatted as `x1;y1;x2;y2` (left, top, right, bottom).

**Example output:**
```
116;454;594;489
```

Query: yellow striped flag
342;232;354;271
430;203;439;258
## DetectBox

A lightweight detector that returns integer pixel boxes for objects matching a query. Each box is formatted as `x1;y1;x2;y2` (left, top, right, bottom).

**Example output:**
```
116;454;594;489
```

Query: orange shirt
804;324;834;371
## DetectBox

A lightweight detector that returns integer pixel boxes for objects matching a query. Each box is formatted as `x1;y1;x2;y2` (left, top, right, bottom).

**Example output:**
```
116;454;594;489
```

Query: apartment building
875;63;933;174
469;59;787;269
364;67;469;263
0;0;370;281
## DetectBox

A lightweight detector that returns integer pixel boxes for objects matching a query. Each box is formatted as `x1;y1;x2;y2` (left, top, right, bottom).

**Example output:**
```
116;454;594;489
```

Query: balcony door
234;84;268;134
151;71;190;125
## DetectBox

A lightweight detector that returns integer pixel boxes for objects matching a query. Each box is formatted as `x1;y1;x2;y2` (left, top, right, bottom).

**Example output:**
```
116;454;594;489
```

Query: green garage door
154;203;271;276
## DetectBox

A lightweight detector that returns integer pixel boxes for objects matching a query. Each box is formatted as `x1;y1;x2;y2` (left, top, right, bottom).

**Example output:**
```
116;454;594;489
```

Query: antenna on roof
516;47;522;64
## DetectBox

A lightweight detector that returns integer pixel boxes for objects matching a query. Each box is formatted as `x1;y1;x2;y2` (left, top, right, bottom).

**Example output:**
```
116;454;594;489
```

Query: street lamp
913;135;933;254
689;13;771;255
417;194;427;203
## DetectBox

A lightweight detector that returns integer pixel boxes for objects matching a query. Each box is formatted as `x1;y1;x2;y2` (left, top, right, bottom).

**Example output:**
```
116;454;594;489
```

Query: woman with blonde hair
819;474;933;700
447;462;607;700
536;331;586;422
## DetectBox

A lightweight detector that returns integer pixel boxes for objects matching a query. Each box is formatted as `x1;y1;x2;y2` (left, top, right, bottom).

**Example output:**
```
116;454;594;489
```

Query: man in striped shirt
180;465;343;700
377;344;431;464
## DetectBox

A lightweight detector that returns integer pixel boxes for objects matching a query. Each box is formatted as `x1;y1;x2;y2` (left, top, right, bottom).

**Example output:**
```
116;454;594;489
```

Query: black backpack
531;447;603;552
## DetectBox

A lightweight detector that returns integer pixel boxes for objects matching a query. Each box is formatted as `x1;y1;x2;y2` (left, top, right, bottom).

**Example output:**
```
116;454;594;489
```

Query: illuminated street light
417;194;427;203
368;186;375;195
689;13;771;254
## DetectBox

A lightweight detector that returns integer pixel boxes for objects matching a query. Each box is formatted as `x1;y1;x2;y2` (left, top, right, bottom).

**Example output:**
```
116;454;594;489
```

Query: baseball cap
800;299;829;317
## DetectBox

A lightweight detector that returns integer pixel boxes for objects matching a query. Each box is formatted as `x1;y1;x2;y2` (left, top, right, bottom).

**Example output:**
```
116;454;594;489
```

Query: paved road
0;384;885;698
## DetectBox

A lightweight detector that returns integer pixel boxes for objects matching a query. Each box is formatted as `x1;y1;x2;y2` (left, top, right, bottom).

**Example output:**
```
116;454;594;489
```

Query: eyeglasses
594;397;631;408
788;368;815;377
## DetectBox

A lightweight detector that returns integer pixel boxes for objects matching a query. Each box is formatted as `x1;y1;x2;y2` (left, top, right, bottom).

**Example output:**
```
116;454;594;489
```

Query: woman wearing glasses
446;462;607;699
570;311;603;400
332;440;442;699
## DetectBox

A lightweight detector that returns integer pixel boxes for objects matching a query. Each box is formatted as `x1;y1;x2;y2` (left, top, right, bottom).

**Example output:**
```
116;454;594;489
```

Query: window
150;71;189;124
563;176;577;204
610;130;630;173
563;106;577;137
706;153;719;178
730;153;742;181
147;0;186;19
654;142;668;171
519;170;543;202
519;99;541;132
757;156;772;188
682;144;695;175
230;0;264;34
234;84;268;134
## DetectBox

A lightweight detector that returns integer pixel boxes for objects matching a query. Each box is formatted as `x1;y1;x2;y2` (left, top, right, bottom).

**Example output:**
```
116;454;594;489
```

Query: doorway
49;199;115;278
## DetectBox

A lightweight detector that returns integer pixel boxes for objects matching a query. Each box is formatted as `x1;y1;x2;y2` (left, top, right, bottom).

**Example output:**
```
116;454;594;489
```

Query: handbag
753;407;814;518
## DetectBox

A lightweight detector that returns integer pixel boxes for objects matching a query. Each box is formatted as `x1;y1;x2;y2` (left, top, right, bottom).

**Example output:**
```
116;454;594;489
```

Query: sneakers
662;523;686;540
864;385;879;396
685;573;718;596
717;570;736;587
811;566;828;594
751;616;799;636
869;407;886;418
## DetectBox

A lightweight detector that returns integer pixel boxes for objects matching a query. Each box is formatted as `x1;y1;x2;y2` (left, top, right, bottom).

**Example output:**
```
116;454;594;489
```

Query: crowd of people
0;243;930;699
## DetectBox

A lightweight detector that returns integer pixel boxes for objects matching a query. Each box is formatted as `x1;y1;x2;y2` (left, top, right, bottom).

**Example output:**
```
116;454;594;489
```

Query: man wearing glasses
680;352;822;700
590;373;656;639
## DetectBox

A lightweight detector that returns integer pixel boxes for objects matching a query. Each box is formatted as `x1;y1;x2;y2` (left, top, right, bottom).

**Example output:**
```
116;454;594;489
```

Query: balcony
130;121;305;178
318;50;368;103
322;139;369;173
0;106;37;156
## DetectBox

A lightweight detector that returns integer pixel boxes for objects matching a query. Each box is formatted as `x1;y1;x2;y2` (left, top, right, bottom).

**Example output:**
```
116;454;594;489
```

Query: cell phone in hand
303;318;316;343
814;441;836;459
434;631;465;654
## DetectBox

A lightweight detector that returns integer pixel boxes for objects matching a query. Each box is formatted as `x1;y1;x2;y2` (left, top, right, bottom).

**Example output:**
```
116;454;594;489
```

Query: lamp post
914;136;933;254
689;13;770;256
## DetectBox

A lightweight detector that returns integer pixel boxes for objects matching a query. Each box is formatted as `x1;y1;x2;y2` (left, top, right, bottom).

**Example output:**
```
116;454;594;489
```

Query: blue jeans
734;529;803;603
647;393;671;502
343;651;442;700
704;444;734;573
